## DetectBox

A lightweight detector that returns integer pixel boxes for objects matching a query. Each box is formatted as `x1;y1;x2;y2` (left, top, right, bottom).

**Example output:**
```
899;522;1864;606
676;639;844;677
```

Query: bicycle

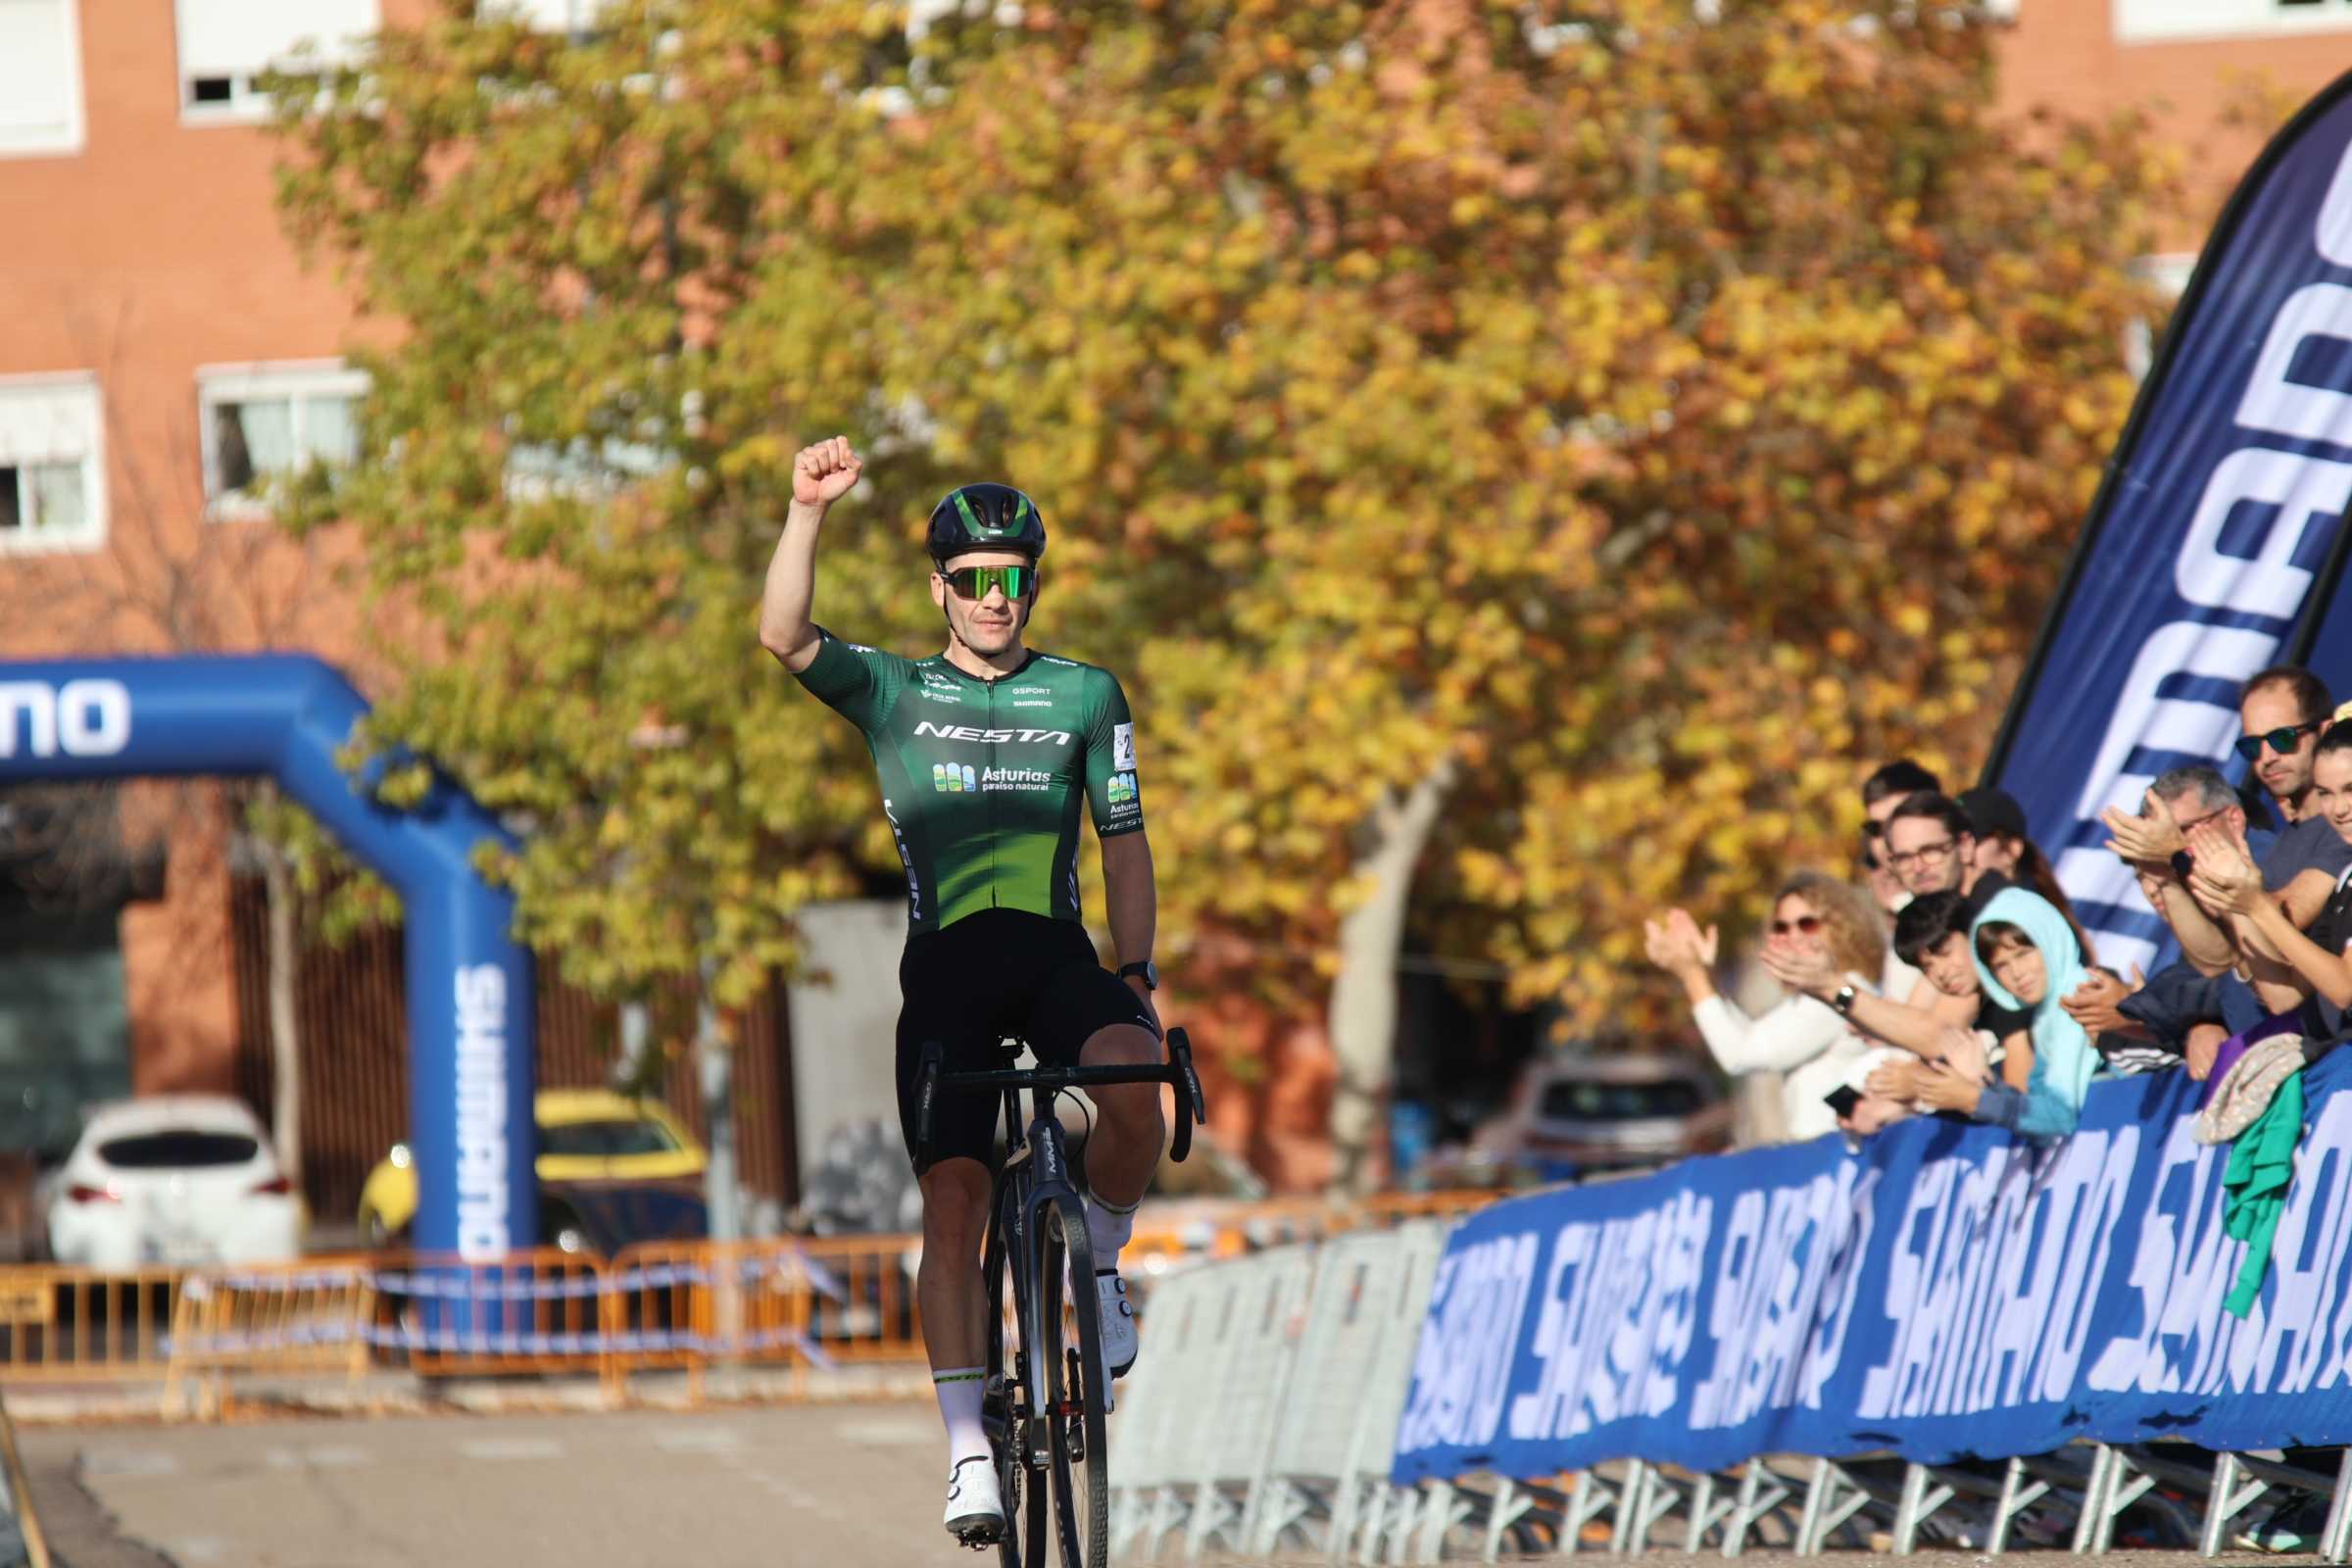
914;1026;1209;1567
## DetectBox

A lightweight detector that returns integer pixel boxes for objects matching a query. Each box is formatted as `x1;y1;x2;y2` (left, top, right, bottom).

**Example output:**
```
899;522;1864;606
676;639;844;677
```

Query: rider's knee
1091;1079;1166;1135
918;1161;991;1250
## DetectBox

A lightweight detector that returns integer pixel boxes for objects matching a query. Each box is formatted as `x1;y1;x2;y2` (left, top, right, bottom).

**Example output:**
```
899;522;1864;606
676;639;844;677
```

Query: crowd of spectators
1643;663;2352;1152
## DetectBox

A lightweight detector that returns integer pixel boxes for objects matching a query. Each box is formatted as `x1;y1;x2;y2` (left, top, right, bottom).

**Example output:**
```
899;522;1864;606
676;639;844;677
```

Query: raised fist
794;436;863;508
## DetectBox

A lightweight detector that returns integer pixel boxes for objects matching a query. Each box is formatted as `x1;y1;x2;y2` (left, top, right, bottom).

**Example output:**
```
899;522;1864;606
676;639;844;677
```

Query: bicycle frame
916;1028;1208;1560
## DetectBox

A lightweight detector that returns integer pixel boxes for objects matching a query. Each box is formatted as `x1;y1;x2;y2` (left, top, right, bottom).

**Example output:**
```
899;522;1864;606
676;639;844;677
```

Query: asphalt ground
5;1402;2311;1568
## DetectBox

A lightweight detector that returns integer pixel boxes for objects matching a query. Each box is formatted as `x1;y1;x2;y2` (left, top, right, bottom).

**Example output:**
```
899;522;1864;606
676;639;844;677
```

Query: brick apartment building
0;0;2343;1222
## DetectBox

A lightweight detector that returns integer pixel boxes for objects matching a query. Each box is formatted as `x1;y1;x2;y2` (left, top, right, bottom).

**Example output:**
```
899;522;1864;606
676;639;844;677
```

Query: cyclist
759;436;1167;1544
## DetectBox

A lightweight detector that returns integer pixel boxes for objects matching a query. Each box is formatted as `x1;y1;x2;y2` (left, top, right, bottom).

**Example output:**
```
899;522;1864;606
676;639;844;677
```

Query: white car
45;1097;303;1270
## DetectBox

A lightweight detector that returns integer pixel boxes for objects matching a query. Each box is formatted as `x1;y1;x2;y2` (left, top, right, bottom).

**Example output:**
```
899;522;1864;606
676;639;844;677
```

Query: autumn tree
272;0;2174;1184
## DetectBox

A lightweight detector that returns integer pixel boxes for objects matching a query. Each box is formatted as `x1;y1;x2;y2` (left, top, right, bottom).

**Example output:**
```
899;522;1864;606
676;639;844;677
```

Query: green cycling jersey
795;627;1145;934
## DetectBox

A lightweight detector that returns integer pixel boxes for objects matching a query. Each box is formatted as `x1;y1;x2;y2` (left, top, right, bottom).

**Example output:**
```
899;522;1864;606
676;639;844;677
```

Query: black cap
1958;786;2029;842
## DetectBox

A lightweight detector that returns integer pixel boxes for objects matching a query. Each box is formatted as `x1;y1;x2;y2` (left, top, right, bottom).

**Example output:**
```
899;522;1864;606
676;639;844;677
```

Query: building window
0;375;105;553
485;0;600;30
197;363;366;517
172;0;379;122
2117;0;2352;43
0;0;86;158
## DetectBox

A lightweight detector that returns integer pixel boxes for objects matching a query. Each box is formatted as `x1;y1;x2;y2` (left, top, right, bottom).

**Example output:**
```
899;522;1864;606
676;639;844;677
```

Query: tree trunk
260;839;301;1191
1326;758;1457;1197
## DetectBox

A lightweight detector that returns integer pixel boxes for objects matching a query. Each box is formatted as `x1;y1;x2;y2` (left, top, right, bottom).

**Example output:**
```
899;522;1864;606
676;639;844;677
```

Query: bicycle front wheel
990;1176;1045;1568
1038;1196;1109;1568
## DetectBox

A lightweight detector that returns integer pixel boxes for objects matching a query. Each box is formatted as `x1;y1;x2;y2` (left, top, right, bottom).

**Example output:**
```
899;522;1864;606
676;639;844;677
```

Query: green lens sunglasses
942;564;1035;600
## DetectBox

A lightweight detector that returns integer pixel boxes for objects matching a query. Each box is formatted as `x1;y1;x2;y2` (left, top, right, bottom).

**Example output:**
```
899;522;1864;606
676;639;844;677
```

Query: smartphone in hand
1822;1085;1863;1119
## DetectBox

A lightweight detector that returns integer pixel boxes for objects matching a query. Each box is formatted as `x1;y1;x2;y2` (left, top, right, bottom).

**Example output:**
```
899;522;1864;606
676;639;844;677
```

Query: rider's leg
1078;1021;1167;1251
917;1156;994;1462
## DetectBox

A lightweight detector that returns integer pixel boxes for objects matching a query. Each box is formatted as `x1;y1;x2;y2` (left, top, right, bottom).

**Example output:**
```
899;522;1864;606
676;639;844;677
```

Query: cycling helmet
926;483;1047;564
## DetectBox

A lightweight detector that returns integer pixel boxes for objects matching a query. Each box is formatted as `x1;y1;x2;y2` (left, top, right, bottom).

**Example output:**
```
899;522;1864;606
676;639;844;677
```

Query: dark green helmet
927;483;1047;564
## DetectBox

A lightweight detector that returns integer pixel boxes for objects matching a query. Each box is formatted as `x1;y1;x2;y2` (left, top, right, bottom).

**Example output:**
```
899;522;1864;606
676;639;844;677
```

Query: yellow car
358;1089;708;1253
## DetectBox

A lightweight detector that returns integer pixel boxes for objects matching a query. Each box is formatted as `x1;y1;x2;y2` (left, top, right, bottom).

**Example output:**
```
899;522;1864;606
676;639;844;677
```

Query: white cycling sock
1086;1190;1138;1266
934;1366;990;1464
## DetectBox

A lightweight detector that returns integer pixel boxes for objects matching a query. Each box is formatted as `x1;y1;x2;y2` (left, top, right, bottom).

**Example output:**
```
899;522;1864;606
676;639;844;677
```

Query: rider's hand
794;436;863;508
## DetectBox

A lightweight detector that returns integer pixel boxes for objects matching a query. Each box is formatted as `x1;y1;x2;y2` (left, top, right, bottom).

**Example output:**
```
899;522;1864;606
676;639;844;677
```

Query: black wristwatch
1832;983;1858;1016
1118;960;1159;992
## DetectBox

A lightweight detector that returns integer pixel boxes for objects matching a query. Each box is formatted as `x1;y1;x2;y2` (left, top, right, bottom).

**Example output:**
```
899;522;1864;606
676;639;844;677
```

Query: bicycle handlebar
913;1027;1209;1166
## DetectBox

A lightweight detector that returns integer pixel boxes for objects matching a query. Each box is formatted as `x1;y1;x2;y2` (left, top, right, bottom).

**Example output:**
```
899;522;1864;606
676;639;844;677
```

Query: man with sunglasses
2101;668;2351;952
760;436;1164;1544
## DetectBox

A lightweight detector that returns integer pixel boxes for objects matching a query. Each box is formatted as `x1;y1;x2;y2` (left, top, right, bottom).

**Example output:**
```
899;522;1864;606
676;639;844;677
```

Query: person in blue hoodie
1909;887;2102;1139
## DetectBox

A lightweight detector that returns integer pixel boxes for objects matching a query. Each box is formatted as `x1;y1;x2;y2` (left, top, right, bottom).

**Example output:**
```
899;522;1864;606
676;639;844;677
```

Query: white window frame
0;372;106;556
195;360;368;521
2116;0;2352;45
173;0;379;126
479;0;600;32
0;0;87;159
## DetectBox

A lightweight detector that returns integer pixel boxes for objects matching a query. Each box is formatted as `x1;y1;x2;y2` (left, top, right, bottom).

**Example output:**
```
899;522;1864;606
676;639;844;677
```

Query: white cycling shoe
1096;1268;1137;1380
944;1454;1004;1545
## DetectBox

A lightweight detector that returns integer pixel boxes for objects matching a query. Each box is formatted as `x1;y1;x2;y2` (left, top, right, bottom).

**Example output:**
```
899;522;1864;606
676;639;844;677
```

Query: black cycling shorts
896;907;1158;1174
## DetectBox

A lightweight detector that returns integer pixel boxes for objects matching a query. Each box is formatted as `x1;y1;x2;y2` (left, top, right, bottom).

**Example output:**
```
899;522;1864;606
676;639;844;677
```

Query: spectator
1884;792;1996;911
1849;890;2006;1131
1643;872;1886;1144
2101;669;2352;952
1862;760;1941;917
1762;875;2031;1067
1957;785;2097;964
1907;889;2101;1140
2184;707;2352;1048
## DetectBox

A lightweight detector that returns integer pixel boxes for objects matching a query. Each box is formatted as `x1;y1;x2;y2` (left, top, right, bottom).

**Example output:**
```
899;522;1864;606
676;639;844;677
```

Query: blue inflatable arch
0;654;536;1257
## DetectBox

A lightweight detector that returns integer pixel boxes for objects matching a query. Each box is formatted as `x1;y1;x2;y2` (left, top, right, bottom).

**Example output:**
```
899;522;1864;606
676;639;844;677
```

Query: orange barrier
0;1192;1501;1410
0;1265;184;1385
377;1249;617;1396
164;1256;374;1416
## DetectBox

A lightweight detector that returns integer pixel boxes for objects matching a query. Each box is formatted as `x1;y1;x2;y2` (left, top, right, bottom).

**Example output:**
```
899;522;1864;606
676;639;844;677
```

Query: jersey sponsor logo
1112;722;1136;771
1006;686;1051;696
913;720;1073;746
981;765;1054;792
932;762;980;793
1010;700;1054;709
914;687;963;704
1106;771;1137;806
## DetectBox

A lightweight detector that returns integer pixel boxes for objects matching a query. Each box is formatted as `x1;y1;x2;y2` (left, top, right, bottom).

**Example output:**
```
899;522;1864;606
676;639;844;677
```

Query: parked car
357;1088;709;1255
1441;1052;1732;1186
43;1096;302;1270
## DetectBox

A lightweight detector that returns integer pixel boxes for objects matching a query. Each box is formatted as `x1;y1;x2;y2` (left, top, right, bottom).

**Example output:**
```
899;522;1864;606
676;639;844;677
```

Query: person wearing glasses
2100;671;2352;995
760;437;1162;1543
1859;760;1940;917
1763;794;2033;1073
1643;872;1892;1143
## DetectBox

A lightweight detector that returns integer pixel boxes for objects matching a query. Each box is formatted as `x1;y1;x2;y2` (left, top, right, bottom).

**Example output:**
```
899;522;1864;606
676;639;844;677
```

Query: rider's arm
1085;670;1152;972
758;496;830;673
1102;830;1156;978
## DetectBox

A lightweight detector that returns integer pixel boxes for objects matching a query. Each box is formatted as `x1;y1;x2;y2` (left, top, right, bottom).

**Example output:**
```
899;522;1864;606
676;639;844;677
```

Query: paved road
11;1404;2303;1568
19;1402;950;1568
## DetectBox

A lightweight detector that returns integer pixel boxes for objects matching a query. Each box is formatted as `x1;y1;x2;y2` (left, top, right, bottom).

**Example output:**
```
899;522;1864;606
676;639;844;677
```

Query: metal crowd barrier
0;1263;184;1385
0;1192;1494;1414
1101;1214;2352;1565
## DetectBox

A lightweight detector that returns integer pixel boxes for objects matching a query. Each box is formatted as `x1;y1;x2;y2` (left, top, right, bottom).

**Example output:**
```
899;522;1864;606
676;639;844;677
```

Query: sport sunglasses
2235;720;2323;760
940;564;1036;600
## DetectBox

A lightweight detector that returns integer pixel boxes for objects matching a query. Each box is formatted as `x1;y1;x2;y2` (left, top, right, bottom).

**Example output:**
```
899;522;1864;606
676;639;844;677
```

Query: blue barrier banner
1394;1052;2352;1482
1983;72;2352;981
